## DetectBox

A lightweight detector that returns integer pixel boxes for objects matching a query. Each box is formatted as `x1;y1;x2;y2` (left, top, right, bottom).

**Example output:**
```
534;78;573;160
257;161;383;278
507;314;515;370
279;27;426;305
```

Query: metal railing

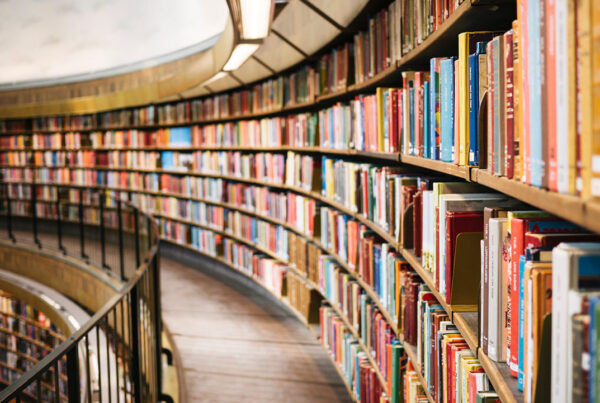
0;180;164;402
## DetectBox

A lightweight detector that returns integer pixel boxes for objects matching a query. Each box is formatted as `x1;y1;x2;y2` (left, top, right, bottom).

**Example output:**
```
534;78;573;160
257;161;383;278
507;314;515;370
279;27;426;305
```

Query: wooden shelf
453;312;479;354
0;310;65;340
477;349;523;403
400;155;471;179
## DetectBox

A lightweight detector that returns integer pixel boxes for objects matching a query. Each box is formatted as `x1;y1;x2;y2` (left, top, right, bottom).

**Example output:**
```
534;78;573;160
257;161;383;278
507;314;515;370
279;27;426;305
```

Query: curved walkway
160;244;352;403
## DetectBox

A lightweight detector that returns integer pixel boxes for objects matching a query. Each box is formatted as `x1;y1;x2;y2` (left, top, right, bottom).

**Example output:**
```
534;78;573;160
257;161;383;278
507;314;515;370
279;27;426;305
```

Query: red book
446;341;468;403
504;30;515;178
445;211;483;304
524;232;600;248
468;369;486;403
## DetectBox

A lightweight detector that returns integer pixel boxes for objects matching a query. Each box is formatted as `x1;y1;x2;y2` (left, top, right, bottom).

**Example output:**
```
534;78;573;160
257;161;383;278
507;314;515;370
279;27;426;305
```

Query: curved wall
0;242;121;315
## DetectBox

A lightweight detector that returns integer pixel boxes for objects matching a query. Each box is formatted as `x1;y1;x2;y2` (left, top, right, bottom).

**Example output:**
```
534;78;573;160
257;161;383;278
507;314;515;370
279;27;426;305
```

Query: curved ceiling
0;0;370;118
0;0;229;88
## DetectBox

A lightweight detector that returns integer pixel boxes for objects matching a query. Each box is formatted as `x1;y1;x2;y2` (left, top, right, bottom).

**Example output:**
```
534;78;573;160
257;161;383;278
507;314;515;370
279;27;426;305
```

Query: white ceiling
0;0;229;86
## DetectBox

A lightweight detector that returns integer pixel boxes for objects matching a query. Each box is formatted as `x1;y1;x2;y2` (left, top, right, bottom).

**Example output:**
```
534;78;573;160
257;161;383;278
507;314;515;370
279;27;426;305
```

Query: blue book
161;151;174;169
468;43;485;165
518;254;527;391
430;58;442;160
168;127;192;146
528;0;543;186
589;296;600;402
374;245;381;294
424;81;431;159
440;57;455;162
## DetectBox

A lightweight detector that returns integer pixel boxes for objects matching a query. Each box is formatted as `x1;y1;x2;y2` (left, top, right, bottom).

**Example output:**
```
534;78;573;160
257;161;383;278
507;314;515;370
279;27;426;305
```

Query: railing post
146;216;152;262
153;254;163;398
117;199;125;281
56;188;66;255
66;345;80;402
79;189;88;262
4;180;16;243
130;285;143;403
134;209;141;267
31;183;41;249
99;192;108;270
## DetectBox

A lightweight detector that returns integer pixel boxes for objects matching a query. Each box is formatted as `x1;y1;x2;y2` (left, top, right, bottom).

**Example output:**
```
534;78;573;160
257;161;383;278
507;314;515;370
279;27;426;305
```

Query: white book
551;243;600;403
555;0;570;194
488;217;507;362
437;193;513;297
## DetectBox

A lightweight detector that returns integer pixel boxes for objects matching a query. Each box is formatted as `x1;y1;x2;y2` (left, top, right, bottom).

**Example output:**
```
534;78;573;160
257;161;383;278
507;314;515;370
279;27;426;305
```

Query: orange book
518;0;530;183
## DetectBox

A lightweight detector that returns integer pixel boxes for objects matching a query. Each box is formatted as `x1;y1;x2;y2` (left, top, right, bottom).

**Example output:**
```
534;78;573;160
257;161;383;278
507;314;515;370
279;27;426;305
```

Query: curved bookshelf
4;0;586;401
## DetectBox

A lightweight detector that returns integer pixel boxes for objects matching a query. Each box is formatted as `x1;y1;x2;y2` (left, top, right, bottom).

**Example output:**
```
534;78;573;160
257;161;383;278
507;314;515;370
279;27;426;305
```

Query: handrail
0;179;162;402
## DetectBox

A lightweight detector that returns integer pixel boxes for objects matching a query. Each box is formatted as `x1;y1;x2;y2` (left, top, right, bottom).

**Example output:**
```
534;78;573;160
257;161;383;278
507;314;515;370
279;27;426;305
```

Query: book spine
454;59;460;165
519;0;531;184
578;0;593;196
591;1;600;198
468;54;479;166
441;59;452;162
487;41;495;172
529;0;544;187
547;0;559;191
517;255;526;391
505;31;515;179
431;59;441;160
513;20;522;180
424;81;431;159
458;33;469;166
510;218;525;378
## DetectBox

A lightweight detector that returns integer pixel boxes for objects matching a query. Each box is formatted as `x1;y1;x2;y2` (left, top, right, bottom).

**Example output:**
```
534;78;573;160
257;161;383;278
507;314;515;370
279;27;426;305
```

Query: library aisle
160;251;352;402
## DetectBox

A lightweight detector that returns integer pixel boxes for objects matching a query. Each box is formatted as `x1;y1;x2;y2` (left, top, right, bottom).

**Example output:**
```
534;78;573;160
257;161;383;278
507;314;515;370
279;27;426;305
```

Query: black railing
0;179;163;402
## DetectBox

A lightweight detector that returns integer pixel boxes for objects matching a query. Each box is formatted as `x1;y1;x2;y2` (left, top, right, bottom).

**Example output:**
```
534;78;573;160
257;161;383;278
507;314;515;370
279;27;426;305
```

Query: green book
390;343;404;403
476;391;500;403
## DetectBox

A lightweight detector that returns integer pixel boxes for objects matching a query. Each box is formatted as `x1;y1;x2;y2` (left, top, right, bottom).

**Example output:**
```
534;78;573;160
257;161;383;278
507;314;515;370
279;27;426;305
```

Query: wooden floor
160;244;352;403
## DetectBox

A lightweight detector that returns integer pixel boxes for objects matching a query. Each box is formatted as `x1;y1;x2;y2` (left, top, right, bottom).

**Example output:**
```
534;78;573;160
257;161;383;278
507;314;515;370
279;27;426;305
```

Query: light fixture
223;43;260;71
240;0;273;40
202;71;229;85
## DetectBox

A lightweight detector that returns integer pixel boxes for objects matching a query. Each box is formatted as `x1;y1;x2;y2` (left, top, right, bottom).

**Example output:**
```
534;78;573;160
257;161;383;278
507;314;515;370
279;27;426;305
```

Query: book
552;243;600;402
440;58;456;163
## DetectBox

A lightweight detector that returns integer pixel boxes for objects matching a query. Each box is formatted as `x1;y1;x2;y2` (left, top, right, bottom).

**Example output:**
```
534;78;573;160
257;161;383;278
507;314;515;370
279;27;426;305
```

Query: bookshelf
3;0;598;401
0;291;68;397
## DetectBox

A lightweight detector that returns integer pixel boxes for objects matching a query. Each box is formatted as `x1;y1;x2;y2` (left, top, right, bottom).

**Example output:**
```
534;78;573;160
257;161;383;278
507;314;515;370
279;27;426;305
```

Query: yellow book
376;87;386;152
461;359;482;403
458;32;502;166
